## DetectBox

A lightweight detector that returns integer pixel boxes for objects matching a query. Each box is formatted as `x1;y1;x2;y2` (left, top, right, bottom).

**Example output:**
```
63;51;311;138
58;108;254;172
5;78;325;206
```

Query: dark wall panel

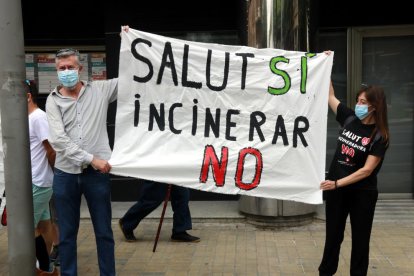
22;1;105;45
313;0;414;28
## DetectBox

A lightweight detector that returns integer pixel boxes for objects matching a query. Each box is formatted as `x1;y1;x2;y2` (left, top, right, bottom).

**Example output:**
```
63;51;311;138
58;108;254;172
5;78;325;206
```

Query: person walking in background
319;70;389;275
26;80;58;276
119;180;200;243
45;44;121;276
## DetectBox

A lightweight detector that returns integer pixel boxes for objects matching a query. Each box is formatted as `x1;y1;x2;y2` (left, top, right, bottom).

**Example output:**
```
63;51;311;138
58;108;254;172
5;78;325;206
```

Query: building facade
20;0;413;200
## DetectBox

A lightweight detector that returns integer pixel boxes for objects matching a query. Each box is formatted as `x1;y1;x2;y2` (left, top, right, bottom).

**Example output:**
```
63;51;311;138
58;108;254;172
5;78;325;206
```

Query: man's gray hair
55;48;81;65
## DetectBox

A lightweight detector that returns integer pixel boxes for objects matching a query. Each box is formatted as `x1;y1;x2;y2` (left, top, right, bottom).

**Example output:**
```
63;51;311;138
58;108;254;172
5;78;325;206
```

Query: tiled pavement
1;200;414;275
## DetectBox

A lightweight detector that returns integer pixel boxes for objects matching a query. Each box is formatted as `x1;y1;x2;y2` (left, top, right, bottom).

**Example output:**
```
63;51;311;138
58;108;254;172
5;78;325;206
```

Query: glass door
349;26;414;195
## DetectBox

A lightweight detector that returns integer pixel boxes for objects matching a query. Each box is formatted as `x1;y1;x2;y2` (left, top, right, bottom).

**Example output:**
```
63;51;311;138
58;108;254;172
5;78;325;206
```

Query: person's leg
121;180;166;232
170;186;191;234
35;234;50;271
319;189;350;276
32;184;53;271
37;219;54;254
349;189;378;276
49;195;60;265
37;195;54;254
53;169;81;276
82;167;115;276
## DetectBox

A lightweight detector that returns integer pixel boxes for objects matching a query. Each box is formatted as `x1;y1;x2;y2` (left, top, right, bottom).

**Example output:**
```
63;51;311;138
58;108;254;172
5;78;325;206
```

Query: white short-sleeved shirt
29;108;54;187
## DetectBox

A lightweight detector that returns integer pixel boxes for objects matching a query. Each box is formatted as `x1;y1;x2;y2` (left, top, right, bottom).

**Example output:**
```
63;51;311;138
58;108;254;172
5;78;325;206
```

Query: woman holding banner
318;75;389;276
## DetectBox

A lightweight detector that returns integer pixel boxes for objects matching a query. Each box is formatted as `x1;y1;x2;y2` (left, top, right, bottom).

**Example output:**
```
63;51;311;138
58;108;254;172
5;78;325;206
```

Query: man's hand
42;140;56;169
91;158;112;173
120;25;129;37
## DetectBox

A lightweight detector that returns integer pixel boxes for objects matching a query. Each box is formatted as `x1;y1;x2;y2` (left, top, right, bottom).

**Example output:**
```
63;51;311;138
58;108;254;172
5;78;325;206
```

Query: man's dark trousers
121;180;192;234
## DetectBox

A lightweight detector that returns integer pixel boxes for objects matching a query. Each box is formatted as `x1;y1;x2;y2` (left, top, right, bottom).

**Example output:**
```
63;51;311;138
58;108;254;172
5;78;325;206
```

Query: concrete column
0;0;36;275
239;0;316;227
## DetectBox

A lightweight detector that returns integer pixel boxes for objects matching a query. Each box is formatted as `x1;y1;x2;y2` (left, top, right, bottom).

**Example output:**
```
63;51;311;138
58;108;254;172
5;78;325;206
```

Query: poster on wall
91;53;107;80
25;52;106;94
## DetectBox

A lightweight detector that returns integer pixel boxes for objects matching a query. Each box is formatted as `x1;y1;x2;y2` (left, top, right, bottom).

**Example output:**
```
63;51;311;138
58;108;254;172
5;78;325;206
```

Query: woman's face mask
355;104;372;120
57;69;79;88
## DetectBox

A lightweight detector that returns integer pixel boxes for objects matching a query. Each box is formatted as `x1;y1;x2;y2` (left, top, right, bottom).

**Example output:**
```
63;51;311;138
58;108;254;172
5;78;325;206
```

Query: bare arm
320;155;382;190
42;140;56;169
328;80;340;115
324;51;340;114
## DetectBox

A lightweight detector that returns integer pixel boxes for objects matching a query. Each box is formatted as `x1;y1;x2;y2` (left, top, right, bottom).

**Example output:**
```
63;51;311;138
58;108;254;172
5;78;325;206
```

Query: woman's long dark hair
357;85;390;147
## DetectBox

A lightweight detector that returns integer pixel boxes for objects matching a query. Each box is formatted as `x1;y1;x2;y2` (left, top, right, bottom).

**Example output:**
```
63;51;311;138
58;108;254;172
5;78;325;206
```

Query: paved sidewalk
1;201;413;275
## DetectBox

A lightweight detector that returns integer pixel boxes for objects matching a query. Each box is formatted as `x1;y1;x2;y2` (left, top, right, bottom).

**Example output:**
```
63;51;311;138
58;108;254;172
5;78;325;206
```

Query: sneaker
118;218;137;242
53;254;60;267
49;245;59;266
37;266;59;276
171;231;200;243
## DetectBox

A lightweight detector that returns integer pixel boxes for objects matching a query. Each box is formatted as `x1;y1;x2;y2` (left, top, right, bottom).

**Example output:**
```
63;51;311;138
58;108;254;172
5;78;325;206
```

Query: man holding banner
46;45;120;275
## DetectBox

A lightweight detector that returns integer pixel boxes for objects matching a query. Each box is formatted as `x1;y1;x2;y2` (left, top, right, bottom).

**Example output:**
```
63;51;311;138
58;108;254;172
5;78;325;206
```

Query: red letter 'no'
199;145;228;186
235;147;263;190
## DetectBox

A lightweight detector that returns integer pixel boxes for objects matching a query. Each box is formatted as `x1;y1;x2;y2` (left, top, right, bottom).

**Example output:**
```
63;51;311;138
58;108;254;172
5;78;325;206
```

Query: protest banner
109;28;334;204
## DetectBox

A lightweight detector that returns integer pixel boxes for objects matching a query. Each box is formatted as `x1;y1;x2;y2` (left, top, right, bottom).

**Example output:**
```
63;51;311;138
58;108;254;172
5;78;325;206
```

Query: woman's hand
320;179;337;191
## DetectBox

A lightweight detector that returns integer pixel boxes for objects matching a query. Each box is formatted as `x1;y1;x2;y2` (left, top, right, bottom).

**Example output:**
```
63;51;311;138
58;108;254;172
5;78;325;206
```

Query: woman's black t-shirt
327;103;387;190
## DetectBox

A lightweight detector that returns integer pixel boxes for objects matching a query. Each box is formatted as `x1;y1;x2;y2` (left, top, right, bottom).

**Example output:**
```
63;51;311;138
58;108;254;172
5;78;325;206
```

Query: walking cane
153;184;172;252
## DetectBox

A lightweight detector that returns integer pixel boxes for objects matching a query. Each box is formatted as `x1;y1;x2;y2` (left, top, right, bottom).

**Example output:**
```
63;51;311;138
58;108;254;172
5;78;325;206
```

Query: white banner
109;28;333;204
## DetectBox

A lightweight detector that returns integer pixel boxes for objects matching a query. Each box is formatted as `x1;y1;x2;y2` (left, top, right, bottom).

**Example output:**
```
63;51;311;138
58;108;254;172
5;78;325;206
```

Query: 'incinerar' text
134;96;310;147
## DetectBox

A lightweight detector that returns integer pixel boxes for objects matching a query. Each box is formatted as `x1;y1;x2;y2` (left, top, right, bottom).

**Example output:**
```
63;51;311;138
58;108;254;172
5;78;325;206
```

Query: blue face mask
355;104;370;120
57;69;79;88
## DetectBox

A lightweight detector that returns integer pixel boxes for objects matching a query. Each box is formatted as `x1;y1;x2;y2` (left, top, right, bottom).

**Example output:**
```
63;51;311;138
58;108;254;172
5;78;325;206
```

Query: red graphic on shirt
361;137;370;146
341;144;355;157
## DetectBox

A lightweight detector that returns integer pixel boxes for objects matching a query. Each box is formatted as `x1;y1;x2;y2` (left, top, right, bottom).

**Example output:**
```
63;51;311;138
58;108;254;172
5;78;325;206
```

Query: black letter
131;38;153;83
157;42;178;86
204;108;221;138
235;53;255;90
249;111;266;142
182;44;202;89
272;115;289;145
149;104;165;131
206;49;230;92
226;109;239;141
192;99;198;136
168;103;182;134
134;94;140;127
293;116;309;147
